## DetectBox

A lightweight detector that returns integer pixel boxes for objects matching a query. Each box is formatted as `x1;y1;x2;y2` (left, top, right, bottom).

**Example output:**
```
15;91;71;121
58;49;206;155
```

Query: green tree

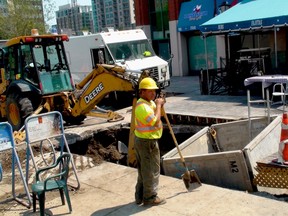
0;0;55;39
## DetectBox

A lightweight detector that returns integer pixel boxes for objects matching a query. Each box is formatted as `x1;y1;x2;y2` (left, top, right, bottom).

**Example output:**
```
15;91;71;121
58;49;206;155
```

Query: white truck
64;29;170;88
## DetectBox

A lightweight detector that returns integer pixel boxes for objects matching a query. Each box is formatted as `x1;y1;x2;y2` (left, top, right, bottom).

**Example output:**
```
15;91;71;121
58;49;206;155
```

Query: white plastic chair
271;83;287;106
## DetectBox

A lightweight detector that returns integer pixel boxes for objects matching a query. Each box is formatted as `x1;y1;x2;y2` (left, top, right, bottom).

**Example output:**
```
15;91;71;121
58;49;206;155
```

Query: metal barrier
24;111;80;190
0;122;32;208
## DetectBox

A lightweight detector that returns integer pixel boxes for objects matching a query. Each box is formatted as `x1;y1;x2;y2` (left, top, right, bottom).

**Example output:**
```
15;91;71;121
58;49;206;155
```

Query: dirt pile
86;139;124;164
66;128;128;166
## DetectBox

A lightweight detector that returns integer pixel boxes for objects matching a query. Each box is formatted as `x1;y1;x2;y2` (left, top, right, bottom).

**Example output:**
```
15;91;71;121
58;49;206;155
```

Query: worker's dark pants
134;137;160;202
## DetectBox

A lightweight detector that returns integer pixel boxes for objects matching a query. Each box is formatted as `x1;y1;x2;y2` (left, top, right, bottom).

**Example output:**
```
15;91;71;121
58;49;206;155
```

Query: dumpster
161;116;281;191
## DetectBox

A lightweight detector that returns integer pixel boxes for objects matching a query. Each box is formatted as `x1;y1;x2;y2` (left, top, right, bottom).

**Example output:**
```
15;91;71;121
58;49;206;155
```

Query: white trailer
64;29;170;88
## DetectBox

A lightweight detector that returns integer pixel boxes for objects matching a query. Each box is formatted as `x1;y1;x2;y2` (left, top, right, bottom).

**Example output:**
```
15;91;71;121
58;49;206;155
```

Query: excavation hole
68;124;203;167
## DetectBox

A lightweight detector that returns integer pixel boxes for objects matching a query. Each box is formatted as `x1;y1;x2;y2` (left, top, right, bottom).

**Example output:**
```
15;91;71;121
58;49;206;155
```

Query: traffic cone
280;113;288;162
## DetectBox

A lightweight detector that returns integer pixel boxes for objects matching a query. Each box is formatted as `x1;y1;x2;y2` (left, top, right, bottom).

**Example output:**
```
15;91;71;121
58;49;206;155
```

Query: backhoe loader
0;30;146;132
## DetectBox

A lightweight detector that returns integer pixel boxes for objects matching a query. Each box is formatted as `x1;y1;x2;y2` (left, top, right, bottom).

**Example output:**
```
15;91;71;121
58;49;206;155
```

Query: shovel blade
181;169;202;191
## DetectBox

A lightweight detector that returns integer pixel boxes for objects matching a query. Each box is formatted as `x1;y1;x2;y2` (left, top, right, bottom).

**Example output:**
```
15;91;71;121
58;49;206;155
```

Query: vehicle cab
0;30;74;96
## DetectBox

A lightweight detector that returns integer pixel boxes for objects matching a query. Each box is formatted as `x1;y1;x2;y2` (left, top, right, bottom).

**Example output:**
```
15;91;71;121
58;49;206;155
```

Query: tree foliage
0;0;55;39
43;0;56;31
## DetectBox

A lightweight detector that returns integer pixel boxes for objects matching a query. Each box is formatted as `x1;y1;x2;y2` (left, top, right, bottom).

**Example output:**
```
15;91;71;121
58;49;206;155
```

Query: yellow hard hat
139;77;158;90
143;51;151;57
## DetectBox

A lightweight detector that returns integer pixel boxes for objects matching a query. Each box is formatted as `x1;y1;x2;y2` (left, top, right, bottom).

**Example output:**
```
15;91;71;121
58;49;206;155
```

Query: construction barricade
0;122;32;208
24;111;80;190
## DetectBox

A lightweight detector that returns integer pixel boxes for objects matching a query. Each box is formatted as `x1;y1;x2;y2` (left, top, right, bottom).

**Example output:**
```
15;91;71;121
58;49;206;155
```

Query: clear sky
48;0;92;26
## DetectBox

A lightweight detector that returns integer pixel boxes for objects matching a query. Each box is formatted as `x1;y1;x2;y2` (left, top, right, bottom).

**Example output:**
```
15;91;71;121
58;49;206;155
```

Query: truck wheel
6;95;33;131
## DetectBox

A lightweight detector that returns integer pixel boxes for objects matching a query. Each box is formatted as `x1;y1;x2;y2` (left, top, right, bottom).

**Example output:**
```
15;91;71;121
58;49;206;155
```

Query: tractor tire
6;94;33;131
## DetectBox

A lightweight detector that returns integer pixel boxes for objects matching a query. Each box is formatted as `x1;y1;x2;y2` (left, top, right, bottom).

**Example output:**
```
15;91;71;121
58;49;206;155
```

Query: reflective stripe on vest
135;117;162;133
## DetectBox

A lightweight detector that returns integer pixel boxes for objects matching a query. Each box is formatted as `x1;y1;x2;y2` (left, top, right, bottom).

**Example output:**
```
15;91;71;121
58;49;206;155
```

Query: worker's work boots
143;196;166;206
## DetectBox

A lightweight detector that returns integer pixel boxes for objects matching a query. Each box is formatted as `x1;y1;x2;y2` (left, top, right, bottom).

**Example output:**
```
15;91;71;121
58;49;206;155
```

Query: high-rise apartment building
91;0;135;33
56;3;93;36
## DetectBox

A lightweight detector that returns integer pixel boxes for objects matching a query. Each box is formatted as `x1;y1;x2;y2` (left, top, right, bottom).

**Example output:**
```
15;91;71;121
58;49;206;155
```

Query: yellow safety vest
134;98;162;139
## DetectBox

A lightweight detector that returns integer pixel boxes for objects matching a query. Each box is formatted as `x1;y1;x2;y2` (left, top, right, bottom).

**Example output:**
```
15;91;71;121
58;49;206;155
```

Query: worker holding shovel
134;77;166;206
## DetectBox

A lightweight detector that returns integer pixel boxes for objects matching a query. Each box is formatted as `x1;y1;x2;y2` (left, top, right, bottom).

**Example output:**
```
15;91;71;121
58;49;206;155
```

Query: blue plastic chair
31;153;72;215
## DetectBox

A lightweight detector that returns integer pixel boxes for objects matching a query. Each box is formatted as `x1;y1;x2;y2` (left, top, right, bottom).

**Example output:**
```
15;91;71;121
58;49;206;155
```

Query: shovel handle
162;108;187;166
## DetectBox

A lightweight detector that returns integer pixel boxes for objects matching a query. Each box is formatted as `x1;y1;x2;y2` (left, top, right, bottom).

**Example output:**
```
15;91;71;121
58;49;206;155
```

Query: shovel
162;107;202;191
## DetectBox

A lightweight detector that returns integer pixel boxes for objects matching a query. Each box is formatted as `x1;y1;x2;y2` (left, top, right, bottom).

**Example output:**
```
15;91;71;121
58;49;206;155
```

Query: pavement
1;76;288;215
2;162;287;216
163;76;283;120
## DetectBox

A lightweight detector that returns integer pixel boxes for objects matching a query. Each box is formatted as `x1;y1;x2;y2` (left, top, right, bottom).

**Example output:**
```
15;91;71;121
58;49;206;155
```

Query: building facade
56;3;93;36
135;0;286;79
91;0;135;33
135;0;185;76
134;0;243;77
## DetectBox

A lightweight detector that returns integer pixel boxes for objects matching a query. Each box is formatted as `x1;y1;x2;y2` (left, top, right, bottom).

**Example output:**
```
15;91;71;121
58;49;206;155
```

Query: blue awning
177;0;237;32
177;0;215;32
201;0;288;34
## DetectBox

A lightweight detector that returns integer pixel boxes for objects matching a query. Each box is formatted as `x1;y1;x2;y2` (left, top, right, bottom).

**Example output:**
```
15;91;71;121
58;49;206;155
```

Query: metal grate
253;163;288;188
142;67;158;81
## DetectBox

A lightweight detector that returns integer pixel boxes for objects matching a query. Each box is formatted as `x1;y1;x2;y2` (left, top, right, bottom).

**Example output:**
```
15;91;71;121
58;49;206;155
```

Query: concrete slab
1;162;287;216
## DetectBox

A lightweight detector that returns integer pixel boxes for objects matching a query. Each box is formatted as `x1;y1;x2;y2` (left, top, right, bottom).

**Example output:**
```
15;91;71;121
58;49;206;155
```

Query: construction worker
134;77;166;206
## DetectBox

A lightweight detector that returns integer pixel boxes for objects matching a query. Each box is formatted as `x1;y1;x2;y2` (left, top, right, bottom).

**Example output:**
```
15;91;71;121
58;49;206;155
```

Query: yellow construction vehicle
0;30;145;130
0;30;154;166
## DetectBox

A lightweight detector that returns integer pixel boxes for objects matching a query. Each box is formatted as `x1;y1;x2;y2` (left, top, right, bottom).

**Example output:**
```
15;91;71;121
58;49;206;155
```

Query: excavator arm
13;64;141;143
71;64;139;118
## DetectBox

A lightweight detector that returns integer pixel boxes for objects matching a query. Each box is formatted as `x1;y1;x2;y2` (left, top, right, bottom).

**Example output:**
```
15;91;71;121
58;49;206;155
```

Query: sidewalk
2;162;287;216
164;76;283;120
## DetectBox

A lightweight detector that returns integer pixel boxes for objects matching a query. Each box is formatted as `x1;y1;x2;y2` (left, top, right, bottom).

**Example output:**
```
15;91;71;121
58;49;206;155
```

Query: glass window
25;41;74;94
20;44;38;84
150;0;169;40
6;46;18;81
107;40;155;62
